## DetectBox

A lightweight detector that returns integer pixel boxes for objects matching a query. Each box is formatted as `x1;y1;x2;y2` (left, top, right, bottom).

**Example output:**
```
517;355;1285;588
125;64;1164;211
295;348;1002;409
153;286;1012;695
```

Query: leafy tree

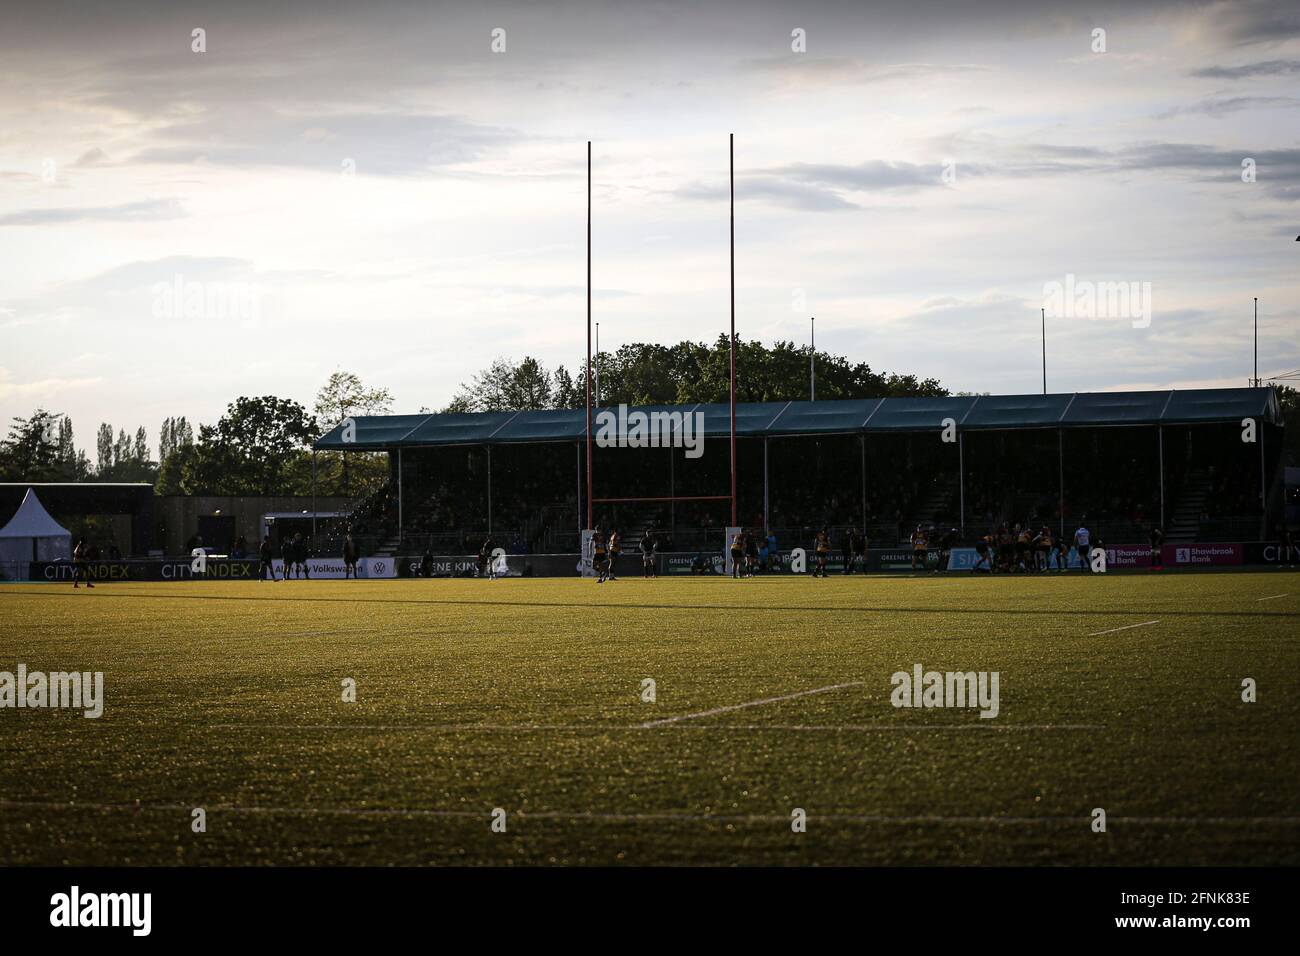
96;423;113;474
113;428;131;468
449;339;947;411
445;356;555;413
49;415;90;480
0;410;63;481
553;365;582;408
158;416;195;464
313;371;394;496
155;443;196;495
181;396;316;495
1276;384;1299;466
313;371;393;429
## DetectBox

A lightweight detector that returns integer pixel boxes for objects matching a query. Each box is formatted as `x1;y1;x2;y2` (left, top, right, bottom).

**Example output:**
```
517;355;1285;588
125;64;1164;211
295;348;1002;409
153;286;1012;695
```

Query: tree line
444;335;947;412
0;371;392;497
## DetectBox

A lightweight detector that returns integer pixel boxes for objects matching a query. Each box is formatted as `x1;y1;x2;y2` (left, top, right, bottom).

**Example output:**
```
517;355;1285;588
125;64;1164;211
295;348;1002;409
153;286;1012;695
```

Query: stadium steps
909;476;959;528
1167;469;1210;541
370;533;403;556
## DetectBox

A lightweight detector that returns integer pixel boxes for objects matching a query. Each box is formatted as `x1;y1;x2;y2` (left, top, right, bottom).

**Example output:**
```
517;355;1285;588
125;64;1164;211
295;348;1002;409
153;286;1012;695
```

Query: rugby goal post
582;137;738;553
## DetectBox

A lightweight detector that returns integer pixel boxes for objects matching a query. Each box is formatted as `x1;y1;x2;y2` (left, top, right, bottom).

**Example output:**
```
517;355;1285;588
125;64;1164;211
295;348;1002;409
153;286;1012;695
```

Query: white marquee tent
0;488;72;575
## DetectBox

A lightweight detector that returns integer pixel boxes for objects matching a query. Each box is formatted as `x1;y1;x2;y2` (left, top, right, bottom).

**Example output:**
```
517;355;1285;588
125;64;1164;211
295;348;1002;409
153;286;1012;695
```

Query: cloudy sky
1;0;1298;445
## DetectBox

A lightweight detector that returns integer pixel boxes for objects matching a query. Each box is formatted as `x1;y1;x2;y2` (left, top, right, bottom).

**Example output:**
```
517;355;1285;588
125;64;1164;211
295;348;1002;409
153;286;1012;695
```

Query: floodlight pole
1041;308;1047;394
810;316;816;401
585;141;593;530
1253;297;1258;387
729;133;737;527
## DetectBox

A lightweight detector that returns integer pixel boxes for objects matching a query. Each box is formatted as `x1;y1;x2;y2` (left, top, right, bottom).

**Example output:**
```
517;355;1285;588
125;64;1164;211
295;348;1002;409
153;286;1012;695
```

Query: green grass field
1;571;1297;866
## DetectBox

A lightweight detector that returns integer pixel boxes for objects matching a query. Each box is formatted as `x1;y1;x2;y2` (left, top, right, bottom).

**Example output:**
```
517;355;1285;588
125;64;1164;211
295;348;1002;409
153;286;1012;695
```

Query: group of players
255;532;365;581
728;529;775;577
588;527;663;582
968;523;1077;573
255;531;323;580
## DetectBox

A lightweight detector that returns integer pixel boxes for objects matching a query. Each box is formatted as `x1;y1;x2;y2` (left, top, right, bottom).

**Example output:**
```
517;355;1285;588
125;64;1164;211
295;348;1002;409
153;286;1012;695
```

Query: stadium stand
312;387;1285;555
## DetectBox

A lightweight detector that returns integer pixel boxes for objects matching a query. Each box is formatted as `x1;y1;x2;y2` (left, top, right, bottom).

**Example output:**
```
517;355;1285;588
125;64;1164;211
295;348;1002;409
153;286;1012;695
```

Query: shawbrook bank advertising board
1164;543;1243;566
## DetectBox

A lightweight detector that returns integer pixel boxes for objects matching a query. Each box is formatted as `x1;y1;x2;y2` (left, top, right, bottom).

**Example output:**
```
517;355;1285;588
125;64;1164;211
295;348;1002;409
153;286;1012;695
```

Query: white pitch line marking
637;681;866;728
206;722;1101;732
1255;593;1289;602
2;801;1297;826
1088;619;1160;636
